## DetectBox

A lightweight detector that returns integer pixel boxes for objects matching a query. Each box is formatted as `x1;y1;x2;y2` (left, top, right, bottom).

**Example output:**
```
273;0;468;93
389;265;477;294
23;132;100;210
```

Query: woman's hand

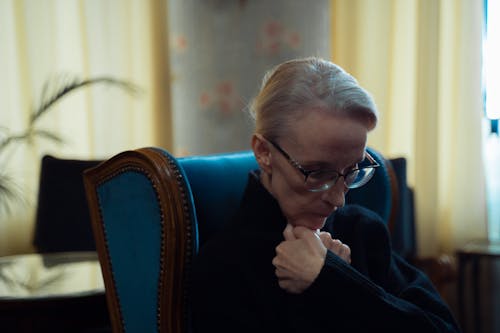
272;224;326;294
273;224;351;294
318;231;351;264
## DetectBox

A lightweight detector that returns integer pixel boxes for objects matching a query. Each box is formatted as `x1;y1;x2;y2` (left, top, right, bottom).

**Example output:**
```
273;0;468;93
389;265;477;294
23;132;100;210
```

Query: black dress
191;172;461;333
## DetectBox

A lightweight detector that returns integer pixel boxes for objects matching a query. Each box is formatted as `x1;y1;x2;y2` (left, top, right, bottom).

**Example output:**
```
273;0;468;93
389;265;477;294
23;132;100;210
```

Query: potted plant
0;75;139;217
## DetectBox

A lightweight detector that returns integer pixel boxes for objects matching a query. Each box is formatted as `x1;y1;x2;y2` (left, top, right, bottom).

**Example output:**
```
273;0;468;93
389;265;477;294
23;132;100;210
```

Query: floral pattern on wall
199;80;244;117
171;34;188;53
168;0;330;155
256;20;302;55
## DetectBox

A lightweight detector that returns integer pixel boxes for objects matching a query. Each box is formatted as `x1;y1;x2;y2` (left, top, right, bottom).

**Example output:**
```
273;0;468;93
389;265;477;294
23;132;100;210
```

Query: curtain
0;0;169;256
332;0;487;255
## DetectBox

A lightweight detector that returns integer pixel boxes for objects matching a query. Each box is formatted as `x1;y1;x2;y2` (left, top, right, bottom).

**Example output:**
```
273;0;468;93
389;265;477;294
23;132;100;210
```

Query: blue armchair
83;147;408;333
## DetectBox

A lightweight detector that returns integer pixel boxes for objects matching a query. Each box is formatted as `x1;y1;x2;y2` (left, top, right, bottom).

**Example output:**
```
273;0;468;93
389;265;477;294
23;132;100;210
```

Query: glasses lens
304;153;379;192
344;169;360;185
347;167;376;189
305;171;340;191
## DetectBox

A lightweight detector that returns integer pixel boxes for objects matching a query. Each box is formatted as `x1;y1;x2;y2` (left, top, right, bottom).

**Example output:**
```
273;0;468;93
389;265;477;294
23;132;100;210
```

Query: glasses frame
267;139;380;192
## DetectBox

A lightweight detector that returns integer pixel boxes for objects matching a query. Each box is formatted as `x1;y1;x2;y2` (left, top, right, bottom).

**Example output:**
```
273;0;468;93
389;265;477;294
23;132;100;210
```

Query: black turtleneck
191;172;460;333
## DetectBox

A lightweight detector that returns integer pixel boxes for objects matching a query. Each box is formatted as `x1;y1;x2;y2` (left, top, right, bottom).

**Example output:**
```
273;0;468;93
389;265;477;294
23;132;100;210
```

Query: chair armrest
412;254;457;295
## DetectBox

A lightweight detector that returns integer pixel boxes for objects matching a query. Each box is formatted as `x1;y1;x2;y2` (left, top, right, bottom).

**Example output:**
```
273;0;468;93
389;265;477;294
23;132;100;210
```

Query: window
484;0;500;120
483;0;500;241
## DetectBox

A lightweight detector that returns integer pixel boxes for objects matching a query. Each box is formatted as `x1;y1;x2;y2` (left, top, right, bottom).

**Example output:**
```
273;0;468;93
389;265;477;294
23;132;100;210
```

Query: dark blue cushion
388;157;416;259
34;155;101;253
345;148;392;224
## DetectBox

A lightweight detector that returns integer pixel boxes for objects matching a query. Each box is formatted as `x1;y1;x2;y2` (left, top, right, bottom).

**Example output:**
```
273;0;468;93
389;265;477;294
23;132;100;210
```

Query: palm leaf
30;75;141;125
31;129;65;145
0;173;23;216
0;74;141;219
0;133;32;152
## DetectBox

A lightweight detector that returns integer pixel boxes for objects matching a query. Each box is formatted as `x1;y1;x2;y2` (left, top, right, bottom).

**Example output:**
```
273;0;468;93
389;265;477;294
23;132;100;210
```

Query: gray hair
249;57;378;140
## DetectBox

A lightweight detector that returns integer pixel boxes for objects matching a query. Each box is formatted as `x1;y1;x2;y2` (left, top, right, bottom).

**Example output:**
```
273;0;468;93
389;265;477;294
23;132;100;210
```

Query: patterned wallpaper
168;0;330;155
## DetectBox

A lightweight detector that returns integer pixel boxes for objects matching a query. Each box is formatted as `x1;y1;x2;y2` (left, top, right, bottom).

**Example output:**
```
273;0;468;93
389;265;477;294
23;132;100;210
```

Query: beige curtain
0;0;170;256
332;0;487;256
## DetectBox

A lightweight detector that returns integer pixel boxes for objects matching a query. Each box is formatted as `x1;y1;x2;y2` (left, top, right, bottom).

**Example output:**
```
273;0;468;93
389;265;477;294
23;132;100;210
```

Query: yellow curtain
332;0;487;256
0;0;170;256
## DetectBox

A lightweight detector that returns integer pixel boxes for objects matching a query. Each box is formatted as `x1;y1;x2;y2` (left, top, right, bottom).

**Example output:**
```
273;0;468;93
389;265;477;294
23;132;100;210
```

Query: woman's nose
321;179;347;208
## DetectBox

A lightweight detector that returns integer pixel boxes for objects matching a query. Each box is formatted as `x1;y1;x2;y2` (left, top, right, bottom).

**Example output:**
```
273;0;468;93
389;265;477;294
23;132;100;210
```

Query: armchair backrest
178;150;258;248
84;147;396;333
34;155;101;253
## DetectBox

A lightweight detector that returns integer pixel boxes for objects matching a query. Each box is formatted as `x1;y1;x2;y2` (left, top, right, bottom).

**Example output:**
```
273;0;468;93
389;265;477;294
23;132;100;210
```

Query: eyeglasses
267;139;380;192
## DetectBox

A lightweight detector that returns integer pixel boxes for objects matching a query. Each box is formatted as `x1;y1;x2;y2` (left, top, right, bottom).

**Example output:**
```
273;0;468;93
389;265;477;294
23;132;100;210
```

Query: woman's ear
251;133;272;174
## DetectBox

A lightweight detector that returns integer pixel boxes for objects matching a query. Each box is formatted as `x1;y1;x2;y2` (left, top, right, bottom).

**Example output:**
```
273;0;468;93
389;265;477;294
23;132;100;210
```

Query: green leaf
32;129;65;145
1;73;141;219
30;75;141;125
0;173;25;216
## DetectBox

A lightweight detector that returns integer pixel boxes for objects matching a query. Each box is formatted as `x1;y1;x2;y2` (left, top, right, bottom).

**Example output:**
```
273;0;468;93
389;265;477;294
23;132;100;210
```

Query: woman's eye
310;171;337;181
346;164;358;173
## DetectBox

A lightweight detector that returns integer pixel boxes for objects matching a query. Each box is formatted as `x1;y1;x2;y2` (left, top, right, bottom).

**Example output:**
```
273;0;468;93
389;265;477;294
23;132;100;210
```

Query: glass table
0;251;109;332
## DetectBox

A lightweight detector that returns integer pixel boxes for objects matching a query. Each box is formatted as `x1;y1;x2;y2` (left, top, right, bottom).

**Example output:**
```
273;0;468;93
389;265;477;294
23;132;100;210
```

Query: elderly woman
191;57;460;332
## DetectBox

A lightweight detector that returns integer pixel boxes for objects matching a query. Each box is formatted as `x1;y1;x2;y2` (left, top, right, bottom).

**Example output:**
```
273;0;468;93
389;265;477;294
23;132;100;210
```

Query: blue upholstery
97;171;162;332
178;151;258;248
84;146;404;333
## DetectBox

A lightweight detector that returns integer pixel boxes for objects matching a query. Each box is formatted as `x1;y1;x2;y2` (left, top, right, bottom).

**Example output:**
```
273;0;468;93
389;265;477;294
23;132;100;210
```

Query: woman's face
260;109;368;230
